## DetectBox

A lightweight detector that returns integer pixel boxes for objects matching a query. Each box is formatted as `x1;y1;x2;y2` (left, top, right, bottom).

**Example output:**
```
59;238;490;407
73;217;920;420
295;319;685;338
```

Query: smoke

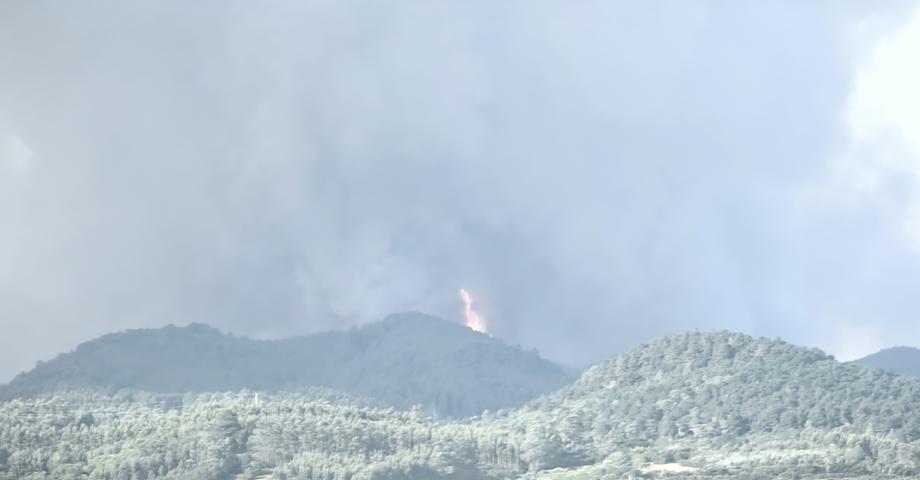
459;288;487;334
1;0;920;381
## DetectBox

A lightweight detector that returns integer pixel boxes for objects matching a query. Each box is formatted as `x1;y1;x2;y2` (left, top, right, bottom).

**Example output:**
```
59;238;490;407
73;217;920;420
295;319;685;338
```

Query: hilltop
487;331;920;477
0;312;574;417
853;346;920;378
4;330;920;479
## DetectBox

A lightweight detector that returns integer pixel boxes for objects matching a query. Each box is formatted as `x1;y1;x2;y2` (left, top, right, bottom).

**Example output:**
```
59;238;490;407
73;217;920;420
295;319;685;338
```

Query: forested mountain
489;331;920;478
3;331;920;479
0;313;574;417
853;346;920;378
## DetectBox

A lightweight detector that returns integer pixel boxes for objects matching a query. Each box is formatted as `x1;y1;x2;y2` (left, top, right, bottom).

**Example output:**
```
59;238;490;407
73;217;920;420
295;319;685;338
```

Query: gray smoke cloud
2;0;919;381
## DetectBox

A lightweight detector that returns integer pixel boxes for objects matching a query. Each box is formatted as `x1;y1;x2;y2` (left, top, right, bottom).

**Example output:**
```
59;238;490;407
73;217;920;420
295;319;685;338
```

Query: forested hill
853;346;920;378
0;312;574;417
4;331;920;479
485;331;920;477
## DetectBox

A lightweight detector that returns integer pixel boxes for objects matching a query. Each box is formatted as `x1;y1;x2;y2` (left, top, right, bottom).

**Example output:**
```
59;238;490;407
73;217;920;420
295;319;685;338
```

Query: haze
3;0;920;382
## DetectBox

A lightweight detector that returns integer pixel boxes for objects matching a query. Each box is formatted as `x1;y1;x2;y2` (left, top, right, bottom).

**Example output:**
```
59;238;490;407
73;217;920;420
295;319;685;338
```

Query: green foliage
3;331;920;479
0;313;574;418
0;391;519;479
490;332;920;477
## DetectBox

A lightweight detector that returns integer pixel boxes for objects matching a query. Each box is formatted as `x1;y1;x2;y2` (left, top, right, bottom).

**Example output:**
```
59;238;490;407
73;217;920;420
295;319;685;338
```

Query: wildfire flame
459;288;487;333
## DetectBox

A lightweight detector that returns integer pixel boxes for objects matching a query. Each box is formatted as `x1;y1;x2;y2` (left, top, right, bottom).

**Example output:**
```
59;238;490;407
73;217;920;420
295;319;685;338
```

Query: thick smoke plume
1;1;920;381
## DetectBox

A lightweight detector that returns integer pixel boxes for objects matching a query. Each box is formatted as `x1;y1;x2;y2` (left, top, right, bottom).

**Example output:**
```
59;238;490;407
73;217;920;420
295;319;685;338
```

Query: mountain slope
485;331;920;477
853;346;920;378
0;312;574;417
3;331;920;479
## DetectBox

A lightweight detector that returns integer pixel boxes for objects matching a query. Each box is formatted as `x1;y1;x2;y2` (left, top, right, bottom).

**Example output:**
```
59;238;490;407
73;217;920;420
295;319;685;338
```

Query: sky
2;1;920;382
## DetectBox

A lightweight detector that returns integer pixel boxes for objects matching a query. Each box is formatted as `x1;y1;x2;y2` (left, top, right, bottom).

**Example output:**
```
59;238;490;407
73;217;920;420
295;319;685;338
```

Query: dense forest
3;330;920;479
0;313;573;418
493;332;920;478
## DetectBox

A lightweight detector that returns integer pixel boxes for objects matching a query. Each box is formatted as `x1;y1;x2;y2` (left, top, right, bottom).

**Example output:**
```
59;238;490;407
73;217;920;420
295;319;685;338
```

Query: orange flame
459;288;487;333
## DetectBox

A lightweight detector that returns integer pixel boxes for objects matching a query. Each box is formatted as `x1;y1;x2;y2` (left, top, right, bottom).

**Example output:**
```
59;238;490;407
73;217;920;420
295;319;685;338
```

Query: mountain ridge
484;330;920;476
4;329;920;478
0;312;575;417
852;346;920;378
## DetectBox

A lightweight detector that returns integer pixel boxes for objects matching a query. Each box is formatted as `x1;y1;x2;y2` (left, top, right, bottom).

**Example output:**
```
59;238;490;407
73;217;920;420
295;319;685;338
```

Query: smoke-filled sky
3;1;920;382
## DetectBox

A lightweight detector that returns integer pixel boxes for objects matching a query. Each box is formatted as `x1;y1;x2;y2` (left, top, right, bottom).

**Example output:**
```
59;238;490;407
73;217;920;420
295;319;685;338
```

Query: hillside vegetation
0;313;573;418
494;331;920;477
3;331;920;479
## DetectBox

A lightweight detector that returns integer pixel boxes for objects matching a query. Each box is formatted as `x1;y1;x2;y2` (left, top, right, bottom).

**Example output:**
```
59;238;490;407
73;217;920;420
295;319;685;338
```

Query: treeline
0;390;525;480
4;332;920;479
1;314;574;418
491;331;920;477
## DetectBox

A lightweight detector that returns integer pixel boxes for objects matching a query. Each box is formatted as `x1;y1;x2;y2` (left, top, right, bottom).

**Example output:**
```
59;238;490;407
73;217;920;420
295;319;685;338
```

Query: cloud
0;132;32;177
1;0;919;380
792;1;920;359
849;5;920;156
845;3;920;249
